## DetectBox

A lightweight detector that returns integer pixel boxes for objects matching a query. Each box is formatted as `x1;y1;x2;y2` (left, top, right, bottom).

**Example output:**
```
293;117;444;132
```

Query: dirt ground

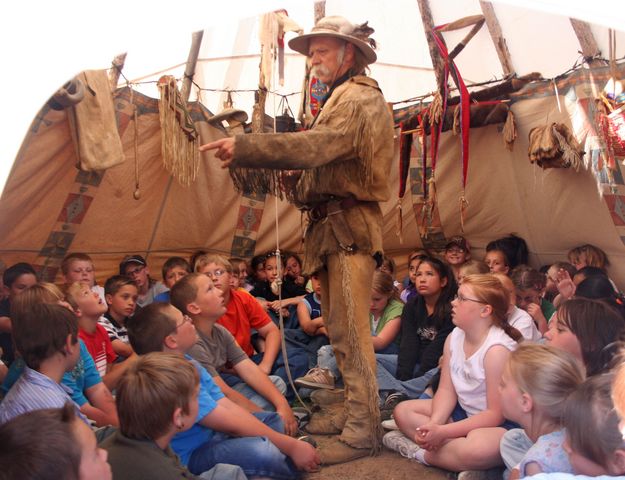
303;434;454;480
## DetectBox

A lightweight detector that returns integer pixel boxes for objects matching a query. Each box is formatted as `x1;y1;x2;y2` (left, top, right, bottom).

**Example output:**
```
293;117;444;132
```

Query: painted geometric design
236;204;263;234
32;264;59;283
604;194;625;226
409;167;433;197
39;231;75;258
58;193;94;224
231;235;257;259
230;190;268;257
75;170;104;187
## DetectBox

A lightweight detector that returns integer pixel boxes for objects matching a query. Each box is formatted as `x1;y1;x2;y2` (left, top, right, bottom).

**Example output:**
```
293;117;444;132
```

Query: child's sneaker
381;418;399;430
295;367;335;390
382;430;421;459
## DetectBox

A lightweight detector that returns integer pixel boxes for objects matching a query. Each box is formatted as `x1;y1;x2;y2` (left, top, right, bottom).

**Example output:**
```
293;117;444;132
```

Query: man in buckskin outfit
201;16;394;465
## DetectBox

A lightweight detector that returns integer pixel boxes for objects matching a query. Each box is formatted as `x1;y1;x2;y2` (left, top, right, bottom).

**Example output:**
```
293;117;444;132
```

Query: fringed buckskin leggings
318;252;382;451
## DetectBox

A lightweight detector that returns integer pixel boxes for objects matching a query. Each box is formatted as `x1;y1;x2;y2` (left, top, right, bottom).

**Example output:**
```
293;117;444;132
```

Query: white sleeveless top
449;325;517;416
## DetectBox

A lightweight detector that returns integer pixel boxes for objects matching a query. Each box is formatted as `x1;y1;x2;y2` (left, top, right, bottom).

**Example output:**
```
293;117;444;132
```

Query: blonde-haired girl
500;344;584;478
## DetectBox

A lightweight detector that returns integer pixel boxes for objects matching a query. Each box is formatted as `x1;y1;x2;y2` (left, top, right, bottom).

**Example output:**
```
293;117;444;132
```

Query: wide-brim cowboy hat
288;16;377;65
207;108;248;125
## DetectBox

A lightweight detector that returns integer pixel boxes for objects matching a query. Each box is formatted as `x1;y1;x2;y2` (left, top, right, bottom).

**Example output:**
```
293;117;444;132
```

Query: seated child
544;298;625;377
284;271;329;368
562;373;625;477
297;270;404;391
444;236;471;283
457;259;490;285
66;282;136;390
125;302;320;477
400;251;427;303
194;254;308;394
567;243;610;273
228;257;252;291
544;261;576;304
0;262;37;366
8;283;119;428
62;252;106;303
375;258;456;403
284;252;308;291
248;254;267;293
100;275;138;359
102;352;246;480
251;251;306;321
0;303;85;424
510;265;556;335
119;254;168;308
384;274;522;471
492;273;542;342
171;273;296;434
0;403;112;480
154;256;191;303
484;234;529;275
499;344;584;478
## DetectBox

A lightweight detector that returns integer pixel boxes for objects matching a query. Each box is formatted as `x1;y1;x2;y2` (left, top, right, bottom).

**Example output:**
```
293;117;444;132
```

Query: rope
267;25;312;416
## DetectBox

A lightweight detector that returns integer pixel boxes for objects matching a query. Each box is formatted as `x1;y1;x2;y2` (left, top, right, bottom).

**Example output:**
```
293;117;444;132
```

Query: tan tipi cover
1;62;625;288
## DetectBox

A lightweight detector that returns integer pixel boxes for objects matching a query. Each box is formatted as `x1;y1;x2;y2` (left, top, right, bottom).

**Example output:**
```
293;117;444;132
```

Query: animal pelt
528;122;584;170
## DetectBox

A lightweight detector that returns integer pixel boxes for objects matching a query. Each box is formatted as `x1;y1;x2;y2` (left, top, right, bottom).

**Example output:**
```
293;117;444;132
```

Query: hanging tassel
395;198;403;243
452;105;461;135
459;194;469;233
430;91;443;126
157;76;200;186
503;108;517;151
130;87;141;200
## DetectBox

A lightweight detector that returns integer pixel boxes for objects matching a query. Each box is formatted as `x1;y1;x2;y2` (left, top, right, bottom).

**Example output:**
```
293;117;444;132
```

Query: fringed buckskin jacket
229;75;395;274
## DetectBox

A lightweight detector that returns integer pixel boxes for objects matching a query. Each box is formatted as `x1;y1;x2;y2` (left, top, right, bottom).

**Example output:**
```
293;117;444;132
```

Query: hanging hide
528;123;584;170
67;70;125;172
157;75;200;186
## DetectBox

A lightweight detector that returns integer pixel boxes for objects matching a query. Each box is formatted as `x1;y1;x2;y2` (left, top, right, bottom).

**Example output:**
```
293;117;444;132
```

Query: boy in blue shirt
126;301;320;478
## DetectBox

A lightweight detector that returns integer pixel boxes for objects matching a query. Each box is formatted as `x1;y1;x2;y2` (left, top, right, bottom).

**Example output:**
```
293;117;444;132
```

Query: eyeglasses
126;266;145;277
204;269;225;279
446;247;465;254
454;293;486;304
175;314;193;329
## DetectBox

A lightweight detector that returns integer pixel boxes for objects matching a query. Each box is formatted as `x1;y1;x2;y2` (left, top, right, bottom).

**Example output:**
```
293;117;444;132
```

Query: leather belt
306;196;361;223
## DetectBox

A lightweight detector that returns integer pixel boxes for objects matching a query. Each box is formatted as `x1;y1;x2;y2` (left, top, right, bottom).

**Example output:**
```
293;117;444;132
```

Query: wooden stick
479;1;515;76
569;19;604;68
416;0;446;91
180;30;205;102
314;1;326;23
108;53;127;90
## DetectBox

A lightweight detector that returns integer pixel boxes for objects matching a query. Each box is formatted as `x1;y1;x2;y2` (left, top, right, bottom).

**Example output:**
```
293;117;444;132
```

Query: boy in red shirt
66;282;135;390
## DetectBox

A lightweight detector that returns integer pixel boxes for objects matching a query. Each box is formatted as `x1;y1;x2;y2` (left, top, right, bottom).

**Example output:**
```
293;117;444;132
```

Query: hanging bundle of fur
429;91;443;126
503;109;517;151
527;123;584;170
452;105;462;135
157;75;200;186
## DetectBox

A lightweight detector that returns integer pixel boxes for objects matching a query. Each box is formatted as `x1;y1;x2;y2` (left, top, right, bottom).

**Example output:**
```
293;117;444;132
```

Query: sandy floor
303;434;454;480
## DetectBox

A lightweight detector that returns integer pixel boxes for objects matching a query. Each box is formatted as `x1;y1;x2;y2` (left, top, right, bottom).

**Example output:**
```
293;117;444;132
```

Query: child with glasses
119;255;168;308
384;274;522;472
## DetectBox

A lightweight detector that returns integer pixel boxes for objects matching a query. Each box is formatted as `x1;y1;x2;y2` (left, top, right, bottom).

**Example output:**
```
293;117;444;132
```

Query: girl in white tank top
384;274;521;472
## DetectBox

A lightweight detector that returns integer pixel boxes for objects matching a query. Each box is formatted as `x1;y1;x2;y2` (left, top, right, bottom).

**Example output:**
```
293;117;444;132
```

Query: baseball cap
119;255;147;275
